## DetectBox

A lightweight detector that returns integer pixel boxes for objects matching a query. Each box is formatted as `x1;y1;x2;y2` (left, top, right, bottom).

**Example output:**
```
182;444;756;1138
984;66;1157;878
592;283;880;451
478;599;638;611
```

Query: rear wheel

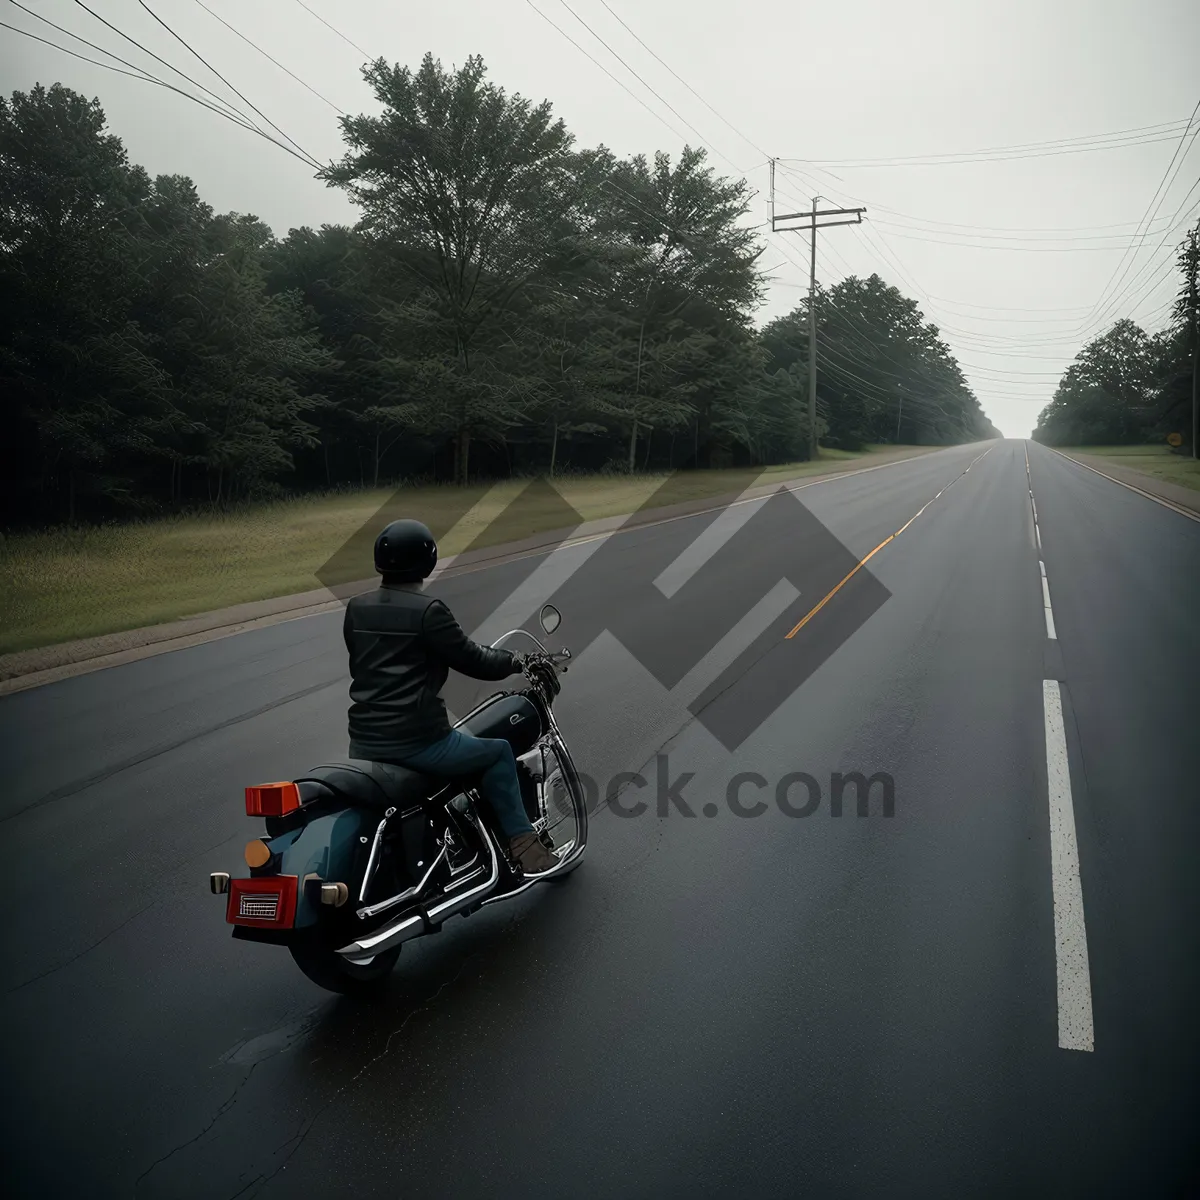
288;943;401;996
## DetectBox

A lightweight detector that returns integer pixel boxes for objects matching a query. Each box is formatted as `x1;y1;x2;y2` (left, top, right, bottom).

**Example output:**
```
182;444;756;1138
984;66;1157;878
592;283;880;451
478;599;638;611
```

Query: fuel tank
457;691;542;757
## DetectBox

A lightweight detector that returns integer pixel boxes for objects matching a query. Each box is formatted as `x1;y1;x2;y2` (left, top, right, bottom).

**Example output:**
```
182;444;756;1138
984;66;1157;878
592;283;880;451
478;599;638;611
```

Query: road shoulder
1049;449;1200;519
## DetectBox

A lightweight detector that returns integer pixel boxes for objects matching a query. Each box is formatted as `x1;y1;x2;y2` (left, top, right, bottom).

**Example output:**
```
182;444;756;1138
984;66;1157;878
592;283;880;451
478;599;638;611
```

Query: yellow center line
785;534;895;638
784;444;994;641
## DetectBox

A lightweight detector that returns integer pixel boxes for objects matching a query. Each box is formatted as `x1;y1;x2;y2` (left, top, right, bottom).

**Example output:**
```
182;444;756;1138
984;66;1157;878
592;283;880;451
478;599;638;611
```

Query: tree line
1;57;999;528
1033;229;1199;449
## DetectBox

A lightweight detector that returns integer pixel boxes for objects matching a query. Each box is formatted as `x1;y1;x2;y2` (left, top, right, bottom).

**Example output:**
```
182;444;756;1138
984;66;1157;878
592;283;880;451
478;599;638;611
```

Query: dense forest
1033;230;1199;449
2;56;1002;528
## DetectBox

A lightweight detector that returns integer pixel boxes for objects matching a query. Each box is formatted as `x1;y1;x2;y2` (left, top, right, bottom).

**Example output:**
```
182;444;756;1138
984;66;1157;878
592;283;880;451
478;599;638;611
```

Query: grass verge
1062;444;1200;492
0;446;926;655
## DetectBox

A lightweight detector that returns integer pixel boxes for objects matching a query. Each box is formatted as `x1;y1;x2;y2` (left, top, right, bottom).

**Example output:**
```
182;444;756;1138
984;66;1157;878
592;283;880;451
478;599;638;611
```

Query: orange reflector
244;839;272;868
245;781;300;817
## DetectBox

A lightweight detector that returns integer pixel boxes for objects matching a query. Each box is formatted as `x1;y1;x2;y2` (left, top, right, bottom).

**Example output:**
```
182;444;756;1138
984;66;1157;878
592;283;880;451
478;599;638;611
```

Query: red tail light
226;875;298;928
245;781;300;817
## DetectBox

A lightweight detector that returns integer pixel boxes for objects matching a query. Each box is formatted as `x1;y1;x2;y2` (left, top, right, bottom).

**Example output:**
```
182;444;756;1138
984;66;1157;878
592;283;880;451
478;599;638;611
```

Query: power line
804;241;1074;404
67;0;255;129
292;0;371;60
191;0;344;114
924;295;1093;314
1086;169;1200;331
869;213;1176;245
0;12;316;166
776;157;1195;340
523;0;688;146
780;118;1195;168
770;228;1012;426
595;0;769;161
0;17;212;103
1083;98;1200;329
872;225;1169;252
550;0;760;182
137;0;321;166
843;208;1178;237
805;226;1103;351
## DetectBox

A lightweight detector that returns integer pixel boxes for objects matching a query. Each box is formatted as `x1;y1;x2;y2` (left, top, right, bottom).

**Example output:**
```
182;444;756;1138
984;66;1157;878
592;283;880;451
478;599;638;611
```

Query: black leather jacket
344;582;519;760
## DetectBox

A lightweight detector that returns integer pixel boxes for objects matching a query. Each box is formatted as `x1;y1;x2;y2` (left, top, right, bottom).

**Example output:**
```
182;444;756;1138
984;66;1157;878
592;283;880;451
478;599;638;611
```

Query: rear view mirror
539;603;561;635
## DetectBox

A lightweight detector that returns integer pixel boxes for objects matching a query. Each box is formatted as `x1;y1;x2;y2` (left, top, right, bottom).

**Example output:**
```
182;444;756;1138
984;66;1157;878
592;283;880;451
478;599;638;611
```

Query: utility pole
771;160;866;460
895;386;904;442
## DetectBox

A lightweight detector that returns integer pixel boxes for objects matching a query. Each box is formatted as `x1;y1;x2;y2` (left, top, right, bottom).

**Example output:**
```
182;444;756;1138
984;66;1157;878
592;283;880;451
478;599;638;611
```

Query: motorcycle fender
272;808;375;928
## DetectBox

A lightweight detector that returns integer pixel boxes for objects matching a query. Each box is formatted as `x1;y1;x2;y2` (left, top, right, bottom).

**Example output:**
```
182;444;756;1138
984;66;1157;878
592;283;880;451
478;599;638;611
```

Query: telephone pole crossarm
773;206;866;229
776;216;866;232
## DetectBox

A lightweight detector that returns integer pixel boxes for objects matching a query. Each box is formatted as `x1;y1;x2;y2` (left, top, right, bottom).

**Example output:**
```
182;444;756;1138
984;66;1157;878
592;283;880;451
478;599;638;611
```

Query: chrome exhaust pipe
336;824;501;962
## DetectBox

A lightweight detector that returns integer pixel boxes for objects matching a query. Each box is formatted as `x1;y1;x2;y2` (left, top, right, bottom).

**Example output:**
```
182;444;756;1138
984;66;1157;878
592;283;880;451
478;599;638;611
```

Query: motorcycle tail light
226;876;298;928
245;781;301;817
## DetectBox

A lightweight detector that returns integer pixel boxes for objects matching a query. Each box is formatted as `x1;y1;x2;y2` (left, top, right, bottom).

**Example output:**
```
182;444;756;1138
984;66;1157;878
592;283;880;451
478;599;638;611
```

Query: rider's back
344;582;514;760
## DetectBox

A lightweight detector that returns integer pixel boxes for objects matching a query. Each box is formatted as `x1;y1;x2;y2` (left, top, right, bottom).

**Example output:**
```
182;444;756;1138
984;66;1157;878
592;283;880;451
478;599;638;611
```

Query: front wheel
288;943;401;996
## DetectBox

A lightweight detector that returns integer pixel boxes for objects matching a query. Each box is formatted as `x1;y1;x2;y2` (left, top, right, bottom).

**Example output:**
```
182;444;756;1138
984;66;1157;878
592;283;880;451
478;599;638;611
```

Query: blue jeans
396;730;533;840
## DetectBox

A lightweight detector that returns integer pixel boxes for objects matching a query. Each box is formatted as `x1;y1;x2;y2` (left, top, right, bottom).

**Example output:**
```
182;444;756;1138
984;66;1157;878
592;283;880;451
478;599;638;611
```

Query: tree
1172;226;1198;457
594;147;763;469
761;273;997;452
323;53;604;483
1;71;1001;528
1033;319;1155;445
0;84;167;521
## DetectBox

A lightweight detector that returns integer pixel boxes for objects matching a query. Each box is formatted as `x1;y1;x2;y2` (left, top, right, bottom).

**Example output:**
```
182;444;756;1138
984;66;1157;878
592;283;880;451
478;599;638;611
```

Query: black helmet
374;519;437;581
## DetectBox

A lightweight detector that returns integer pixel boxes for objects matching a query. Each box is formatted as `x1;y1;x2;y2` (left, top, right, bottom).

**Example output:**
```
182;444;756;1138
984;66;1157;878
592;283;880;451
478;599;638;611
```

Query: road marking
785;446;994;639
438;448;969;580
1026;449;1051;628
1044;447;1200;524
1040;570;1057;639
1042;680;1095;1052
785;534;893;639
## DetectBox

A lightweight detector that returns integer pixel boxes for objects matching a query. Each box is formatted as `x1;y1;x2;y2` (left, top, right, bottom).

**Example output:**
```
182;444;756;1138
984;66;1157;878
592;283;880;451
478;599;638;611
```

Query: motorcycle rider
343;518;559;876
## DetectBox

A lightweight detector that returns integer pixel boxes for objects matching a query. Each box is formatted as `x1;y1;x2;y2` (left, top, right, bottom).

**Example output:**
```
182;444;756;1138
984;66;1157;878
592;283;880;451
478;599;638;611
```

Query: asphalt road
2;440;1198;1198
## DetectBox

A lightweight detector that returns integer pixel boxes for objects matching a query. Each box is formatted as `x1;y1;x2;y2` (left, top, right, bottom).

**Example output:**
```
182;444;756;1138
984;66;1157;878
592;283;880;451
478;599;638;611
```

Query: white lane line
1047;447;1200;524
1035;523;1043;552
1044;604;1057;640
1041;572;1057;639
1043;680;1095;1051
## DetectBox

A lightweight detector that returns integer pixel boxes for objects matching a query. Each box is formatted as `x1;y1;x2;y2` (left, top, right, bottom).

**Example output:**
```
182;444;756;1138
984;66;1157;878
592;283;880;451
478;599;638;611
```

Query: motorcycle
209;603;587;995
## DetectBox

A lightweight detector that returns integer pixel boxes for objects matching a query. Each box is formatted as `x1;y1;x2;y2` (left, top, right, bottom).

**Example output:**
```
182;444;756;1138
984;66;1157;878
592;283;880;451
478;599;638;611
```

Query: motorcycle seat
295;760;446;812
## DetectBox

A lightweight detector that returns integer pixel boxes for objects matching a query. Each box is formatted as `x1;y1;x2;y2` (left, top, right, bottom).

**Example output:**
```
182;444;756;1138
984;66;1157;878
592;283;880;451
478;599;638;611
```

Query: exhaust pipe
336;825;501;962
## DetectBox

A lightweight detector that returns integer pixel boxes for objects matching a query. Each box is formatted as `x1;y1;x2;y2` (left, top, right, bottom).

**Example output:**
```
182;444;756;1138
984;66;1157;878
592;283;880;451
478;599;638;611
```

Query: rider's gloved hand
527;656;561;697
508;651;527;675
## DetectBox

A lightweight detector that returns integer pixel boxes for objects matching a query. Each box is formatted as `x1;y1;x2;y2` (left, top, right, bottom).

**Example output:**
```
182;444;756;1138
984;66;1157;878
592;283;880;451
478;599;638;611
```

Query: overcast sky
4;0;1199;437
